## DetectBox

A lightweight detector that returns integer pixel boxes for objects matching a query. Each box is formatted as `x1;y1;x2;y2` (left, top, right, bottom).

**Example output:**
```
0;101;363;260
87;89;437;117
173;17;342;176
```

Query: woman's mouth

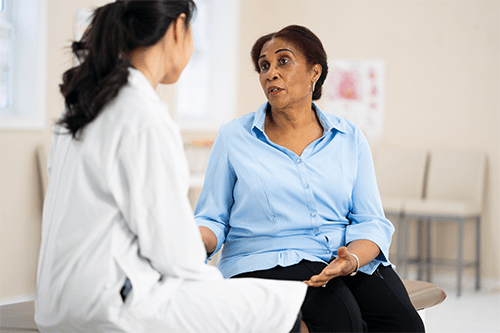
269;87;283;95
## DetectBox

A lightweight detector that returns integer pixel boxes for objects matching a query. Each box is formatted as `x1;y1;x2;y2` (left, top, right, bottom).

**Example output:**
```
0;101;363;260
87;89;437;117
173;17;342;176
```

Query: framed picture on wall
324;60;386;142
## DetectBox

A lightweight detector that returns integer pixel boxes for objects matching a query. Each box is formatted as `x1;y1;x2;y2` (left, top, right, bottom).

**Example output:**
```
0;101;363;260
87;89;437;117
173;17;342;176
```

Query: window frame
176;0;240;132
0;0;47;130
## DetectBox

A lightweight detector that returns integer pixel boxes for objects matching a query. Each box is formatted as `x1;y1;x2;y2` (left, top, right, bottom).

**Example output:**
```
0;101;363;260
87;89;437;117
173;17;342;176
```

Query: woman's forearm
346;239;380;269
199;226;218;255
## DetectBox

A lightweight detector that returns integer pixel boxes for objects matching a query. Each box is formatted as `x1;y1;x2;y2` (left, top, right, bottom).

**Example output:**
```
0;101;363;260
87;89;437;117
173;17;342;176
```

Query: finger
308;274;330;286
337;246;350;259
303;279;327;288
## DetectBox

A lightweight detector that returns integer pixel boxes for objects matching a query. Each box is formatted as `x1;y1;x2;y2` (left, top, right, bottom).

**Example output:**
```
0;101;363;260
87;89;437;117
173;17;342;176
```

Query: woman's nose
266;65;279;81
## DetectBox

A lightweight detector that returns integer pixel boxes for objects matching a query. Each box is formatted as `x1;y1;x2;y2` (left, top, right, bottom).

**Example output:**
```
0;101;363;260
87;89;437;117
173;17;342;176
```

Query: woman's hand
199;226;217;256
303;246;356;287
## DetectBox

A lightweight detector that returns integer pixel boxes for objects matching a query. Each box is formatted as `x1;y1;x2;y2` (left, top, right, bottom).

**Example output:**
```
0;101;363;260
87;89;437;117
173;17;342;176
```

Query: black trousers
234;261;425;333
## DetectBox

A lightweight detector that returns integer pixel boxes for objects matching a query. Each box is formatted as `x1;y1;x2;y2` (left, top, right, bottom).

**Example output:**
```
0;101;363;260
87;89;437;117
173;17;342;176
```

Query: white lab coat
35;68;307;333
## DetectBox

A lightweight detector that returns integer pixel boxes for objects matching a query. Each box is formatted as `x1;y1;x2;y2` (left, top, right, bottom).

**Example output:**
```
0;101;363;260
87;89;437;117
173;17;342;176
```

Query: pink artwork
325;60;386;142
329;69;363;101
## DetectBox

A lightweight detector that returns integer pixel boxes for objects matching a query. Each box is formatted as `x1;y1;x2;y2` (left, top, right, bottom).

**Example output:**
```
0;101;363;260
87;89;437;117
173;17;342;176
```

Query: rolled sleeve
345;127;395;269
345;213;394;263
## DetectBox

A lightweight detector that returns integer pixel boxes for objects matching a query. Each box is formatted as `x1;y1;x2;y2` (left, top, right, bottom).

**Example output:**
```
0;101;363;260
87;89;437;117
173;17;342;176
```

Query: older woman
196;25;424;332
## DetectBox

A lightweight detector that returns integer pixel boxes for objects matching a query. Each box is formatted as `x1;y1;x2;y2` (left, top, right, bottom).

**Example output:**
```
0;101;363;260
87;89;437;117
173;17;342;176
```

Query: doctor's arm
111;125;217;279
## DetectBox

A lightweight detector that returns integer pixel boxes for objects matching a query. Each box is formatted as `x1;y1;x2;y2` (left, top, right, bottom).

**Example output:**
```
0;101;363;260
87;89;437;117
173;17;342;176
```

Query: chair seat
403;198;481;217
403;279;447;311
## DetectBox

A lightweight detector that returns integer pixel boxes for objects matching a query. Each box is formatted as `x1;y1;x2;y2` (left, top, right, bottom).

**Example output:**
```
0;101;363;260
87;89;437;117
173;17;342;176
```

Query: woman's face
258;38;321;110
178;23;194;75
161;19;193;84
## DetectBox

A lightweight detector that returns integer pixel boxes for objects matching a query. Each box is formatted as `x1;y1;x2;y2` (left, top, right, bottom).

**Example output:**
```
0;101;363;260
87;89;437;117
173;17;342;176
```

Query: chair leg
396;212;404;269
417;218;424;281
457;218;464;297
401;215;409;278
475;216;481;291
426;218;432;283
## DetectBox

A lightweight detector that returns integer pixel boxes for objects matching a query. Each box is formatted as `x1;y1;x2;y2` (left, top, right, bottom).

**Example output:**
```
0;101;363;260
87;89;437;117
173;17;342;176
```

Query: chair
373;147;429;267
402;279;447;311
400;149;487;296
35;145;49;204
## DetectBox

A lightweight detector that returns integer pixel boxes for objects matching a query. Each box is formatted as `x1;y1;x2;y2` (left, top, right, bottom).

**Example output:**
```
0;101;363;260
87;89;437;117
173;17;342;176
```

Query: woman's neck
266;102;318;133
128;41;167;89
264;102;323;156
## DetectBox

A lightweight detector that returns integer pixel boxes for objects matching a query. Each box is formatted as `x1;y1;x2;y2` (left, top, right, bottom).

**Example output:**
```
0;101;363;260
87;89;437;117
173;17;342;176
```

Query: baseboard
0;293;35;306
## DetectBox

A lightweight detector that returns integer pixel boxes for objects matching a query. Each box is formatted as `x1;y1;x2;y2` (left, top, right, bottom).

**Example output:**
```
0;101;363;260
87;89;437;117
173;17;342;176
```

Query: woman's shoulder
317;109;360;135
218;112;257;137
105;83;170;131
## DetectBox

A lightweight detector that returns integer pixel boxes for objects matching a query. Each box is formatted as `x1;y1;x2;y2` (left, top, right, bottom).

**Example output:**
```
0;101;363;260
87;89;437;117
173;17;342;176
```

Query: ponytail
57;0;196;140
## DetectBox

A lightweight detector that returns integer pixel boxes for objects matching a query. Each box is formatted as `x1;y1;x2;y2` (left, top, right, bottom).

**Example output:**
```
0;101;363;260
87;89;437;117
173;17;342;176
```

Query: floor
0;300;37;333
1;274;499;332
422;273;500;333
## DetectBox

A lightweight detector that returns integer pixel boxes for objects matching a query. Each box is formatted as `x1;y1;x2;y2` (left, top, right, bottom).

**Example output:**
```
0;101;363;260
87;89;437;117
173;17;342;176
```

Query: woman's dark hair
58;0;196;139
250;25;328;101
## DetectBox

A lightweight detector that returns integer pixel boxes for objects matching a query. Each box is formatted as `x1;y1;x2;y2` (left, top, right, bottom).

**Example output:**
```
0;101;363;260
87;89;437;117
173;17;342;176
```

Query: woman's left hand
302;246;356;287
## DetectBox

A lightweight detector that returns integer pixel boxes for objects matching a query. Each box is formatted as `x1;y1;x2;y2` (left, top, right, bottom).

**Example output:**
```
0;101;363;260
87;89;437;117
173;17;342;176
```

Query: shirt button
304;183;309;189
326;250;331;254
314;229;319;233
296;158;301;163
311;212;316;217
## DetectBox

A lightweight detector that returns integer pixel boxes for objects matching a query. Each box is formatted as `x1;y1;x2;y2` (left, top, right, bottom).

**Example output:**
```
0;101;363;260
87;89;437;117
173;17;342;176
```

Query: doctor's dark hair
57;0;196;139
250;25;328;101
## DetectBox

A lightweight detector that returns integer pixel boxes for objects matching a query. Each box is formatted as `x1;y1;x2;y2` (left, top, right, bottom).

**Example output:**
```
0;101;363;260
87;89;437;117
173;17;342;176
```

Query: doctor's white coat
35;68;306;333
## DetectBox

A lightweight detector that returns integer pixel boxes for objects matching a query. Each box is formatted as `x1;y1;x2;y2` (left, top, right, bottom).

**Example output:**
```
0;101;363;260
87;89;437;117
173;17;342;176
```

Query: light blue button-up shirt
195;102;394;278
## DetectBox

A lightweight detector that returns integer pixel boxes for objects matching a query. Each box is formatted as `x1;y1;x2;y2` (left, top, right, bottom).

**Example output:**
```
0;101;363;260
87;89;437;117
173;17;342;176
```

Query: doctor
35;1;306;332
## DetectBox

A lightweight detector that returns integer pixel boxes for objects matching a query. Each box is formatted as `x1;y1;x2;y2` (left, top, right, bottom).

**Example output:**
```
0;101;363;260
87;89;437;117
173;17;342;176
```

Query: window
0;0;47;129
176;0;240;131
0;0;12;109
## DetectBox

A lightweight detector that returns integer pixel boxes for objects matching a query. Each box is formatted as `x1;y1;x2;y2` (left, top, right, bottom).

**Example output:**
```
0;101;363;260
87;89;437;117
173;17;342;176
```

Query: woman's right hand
199;226;217;255
302;246;357;287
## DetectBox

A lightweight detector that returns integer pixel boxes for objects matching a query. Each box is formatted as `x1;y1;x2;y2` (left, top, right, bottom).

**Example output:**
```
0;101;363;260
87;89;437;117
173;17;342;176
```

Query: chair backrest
373;146;428;200
35;145;49;202
426;149;487;204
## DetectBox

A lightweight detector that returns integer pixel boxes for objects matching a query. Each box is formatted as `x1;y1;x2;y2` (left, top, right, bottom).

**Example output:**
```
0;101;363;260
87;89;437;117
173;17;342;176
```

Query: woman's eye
279;58;289;65
260;63;269;71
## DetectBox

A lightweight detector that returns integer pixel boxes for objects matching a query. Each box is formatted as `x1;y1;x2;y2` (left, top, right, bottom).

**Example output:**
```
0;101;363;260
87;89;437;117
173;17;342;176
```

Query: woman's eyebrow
275;48;295;55
259;48;295;60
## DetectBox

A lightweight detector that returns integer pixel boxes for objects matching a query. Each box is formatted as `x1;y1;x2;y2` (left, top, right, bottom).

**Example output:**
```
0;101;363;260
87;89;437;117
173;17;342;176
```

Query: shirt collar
252;102;349;136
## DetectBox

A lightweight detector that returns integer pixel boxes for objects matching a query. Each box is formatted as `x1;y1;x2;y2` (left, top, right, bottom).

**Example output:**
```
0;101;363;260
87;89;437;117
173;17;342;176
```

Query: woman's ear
312;64;322;82
172;13;188;43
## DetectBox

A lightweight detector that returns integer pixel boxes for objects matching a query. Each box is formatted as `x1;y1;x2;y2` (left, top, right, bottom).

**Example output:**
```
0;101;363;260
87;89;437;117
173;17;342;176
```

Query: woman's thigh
341;265;425;333
234;261;366;332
